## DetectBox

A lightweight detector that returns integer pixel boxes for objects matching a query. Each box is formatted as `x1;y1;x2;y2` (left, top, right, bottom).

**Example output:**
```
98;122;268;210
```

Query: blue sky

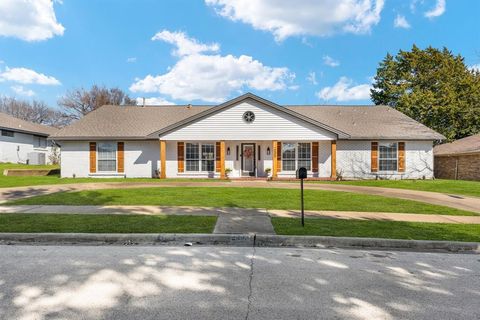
0;0;478;108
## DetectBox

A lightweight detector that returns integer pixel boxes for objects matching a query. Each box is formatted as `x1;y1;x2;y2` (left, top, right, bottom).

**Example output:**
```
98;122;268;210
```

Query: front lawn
0;214;216;233
272;218;480;242
309;179;480;198
9;187;477;216
0;163;226;188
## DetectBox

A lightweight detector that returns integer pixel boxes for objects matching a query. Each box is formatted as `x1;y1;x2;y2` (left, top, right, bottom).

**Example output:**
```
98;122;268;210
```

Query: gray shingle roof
51;98;444;141
434;134;480;156
0;112;58;136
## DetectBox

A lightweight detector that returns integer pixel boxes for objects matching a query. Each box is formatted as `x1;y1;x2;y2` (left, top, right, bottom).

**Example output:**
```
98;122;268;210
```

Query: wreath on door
243;148;253;159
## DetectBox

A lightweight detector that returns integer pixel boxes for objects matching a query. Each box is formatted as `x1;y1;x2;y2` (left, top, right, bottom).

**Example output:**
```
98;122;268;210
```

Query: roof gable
149;93;349;139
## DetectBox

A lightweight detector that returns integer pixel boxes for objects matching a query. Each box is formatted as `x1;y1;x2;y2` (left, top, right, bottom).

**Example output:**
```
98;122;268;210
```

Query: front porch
158;140;338;180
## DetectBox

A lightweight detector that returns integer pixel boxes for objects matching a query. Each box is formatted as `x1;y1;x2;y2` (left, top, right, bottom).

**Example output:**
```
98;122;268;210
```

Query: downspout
454;157;458;180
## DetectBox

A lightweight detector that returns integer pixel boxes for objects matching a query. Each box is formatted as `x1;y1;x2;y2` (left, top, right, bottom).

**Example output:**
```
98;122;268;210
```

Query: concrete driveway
0;245;478;320
0;180;479;213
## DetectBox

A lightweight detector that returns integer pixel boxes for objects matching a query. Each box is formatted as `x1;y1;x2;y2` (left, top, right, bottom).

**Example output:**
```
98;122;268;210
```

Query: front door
241;143;256;176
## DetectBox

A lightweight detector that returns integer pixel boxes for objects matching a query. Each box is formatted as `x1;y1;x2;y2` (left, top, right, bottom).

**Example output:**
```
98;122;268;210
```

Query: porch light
266;147;270;155
227;147;230;155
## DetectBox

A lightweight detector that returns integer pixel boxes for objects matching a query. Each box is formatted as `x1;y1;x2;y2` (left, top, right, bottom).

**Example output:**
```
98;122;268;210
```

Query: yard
309;179;480;198
8;187;477;216
0;163;224;188
272;218;480;242
0;213;216;233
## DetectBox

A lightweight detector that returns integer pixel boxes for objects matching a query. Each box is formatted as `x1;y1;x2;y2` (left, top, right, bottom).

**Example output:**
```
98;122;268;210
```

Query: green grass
0;163;226;188
308;179;480;198
9;187;477;216
0;213;216;233
272;218;480;242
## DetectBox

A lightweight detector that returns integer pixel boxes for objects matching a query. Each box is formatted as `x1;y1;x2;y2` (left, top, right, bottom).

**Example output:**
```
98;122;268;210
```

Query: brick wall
434;153;480;180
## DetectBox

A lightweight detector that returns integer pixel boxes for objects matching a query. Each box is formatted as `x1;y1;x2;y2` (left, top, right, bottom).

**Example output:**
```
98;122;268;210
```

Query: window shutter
117;142;124;173
89;142;96;173
215;142;221;172
312;142;319;173
398;142;405;172
177;142;185;173
276;141;282;172
371;142;378;172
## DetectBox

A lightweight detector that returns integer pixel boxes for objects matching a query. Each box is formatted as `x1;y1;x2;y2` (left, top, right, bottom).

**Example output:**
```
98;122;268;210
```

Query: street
0;245;478;320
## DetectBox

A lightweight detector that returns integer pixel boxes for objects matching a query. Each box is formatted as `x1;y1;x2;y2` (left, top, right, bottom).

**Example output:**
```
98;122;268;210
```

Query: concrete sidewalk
1;205;479;224
1;180;479;213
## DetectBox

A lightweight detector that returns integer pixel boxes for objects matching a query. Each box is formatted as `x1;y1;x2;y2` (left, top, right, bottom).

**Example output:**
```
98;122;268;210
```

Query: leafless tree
58;85;137;120
0;96;70;128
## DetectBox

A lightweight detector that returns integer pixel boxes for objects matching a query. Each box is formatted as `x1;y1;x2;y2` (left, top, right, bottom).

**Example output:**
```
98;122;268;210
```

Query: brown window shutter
117;142;124;173
312;142;319;173
177;142;185;172
89;142;96;173
371;142;378;172
276;141;282;172
215;142;221;172
398;142;405;172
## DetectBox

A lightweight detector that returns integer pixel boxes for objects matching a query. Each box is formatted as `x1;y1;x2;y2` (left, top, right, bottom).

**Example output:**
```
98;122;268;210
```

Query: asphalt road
0;245;478;320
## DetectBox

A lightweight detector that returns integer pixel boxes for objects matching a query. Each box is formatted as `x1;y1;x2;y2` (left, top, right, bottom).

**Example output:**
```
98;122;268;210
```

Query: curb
0;233;478;253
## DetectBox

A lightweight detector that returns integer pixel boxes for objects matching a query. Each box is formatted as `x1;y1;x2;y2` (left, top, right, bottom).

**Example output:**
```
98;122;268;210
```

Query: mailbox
296;167;307;179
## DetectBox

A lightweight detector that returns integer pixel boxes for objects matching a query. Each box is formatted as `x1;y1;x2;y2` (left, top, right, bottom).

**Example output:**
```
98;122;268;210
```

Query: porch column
220;140;226;179
160;140;166;179
272;140;278;179
330;140;337;180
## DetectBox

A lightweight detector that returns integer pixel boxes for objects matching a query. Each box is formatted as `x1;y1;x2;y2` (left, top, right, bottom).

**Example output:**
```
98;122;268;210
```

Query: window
34;136;47;148
297;143;311;170
97;142;117;172
379;142;398;171
1;129;14;137
186;143;200;171
282;143;296;171
186;143;216;172
282;142;312;171
201;144;215;171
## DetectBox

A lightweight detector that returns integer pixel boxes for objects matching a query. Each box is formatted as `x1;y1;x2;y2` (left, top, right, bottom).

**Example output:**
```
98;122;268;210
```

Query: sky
0;0;479;109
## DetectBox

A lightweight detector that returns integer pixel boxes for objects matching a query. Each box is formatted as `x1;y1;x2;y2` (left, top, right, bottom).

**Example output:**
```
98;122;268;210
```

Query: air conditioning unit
27;152;46;165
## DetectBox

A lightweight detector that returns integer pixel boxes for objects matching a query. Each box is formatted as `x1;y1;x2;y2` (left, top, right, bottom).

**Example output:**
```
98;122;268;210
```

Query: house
434;133;480;180
0;112;58;165
52;93;444;180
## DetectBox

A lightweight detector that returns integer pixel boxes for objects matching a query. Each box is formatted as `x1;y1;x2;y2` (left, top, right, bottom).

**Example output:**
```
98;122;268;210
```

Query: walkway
1;205;479;226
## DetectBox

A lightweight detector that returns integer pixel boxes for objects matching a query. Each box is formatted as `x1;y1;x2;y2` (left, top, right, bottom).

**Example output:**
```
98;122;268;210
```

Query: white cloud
126;57;137;63
0;67;61;85
152;30;220;57
11;85;35;97
306;71;318;85
130;30;295;103
205;0;385;41
323;55;340;67
425;0;446;19
0;0;65;41
394;14;411;28
316;77;371;102
135;97;174;105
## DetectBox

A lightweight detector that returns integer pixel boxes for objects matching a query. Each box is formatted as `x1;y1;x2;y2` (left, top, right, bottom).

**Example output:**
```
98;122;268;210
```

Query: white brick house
0;112;58;165
52;93;444;180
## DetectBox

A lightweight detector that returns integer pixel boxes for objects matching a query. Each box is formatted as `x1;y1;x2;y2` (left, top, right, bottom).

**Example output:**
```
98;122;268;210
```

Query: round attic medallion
243;111;255;123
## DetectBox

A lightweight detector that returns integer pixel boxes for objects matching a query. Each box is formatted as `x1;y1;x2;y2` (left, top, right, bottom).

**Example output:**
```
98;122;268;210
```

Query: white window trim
97;141;118;173
184;142;216;173
281;142;312;172
378;142;398;173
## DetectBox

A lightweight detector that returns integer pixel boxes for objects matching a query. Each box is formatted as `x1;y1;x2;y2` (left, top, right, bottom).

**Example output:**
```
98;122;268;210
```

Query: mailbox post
296;167;307;227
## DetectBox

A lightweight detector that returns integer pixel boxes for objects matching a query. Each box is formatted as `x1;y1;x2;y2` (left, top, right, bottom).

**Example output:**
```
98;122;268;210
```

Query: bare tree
58;85;137;120
0;96;70;128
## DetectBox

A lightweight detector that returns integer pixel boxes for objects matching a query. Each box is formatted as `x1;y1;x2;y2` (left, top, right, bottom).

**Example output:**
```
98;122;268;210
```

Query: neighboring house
434;134;480;180
0;112;58;165
52;93;444;180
